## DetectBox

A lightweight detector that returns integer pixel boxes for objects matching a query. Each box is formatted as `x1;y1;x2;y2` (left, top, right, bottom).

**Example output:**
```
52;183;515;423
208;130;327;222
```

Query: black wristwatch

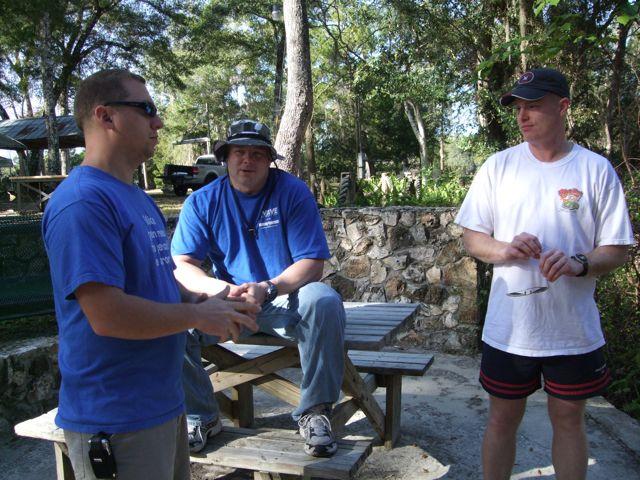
571;254;589;277
263;280;278;304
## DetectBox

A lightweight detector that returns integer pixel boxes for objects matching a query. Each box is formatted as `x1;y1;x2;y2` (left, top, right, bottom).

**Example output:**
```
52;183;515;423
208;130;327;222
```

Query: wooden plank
331;373;378;434
54;442;75;480
211;348;300;391
231;384;254;427
218;344;434;376
383;375;402;449
340;355;385;439
252;373;301;407
193;427;372;480
215;391;233;419
14;409;63;443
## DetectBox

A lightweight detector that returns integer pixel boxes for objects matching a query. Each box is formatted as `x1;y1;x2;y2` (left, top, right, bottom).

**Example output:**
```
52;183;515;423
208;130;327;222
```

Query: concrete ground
3;353;639;479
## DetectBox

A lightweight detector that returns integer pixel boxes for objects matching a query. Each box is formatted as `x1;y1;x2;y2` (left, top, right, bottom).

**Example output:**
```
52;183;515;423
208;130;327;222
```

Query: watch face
265;282;278;302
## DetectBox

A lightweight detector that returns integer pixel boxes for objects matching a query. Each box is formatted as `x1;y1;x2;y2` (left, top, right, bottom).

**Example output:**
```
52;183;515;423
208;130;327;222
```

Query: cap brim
500;87;547;106
214;139;284;160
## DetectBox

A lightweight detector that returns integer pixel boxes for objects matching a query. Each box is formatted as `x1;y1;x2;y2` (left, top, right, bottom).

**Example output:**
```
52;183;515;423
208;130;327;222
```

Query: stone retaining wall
0;337;59;432
170;206;480;353
319;207;479;353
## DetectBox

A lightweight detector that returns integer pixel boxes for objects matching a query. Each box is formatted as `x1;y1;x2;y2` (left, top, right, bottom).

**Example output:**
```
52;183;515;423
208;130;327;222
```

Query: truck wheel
204;174;218;185
174;185;188;196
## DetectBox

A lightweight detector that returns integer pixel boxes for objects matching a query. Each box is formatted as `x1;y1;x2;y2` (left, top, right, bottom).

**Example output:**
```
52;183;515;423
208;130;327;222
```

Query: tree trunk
41;11;61;175
305;118;318;200
403;99;428;172
137;163;149;190
273;23;286;132
274;0;313;176
439;134;446;175
604;21;630;161
519;0;532;71
59;84;71;175
354;96;366;179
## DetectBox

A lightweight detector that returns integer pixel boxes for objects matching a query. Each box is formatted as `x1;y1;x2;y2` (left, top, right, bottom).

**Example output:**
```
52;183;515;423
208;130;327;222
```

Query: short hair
74;69;146;132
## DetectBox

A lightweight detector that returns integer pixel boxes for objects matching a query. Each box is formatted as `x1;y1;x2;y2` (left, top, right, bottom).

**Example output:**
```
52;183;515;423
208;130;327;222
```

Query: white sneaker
187;417;222;453
298;412;338;457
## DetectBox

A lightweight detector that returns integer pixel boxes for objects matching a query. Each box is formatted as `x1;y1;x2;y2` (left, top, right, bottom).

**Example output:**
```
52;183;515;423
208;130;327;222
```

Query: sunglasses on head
104;101;158;117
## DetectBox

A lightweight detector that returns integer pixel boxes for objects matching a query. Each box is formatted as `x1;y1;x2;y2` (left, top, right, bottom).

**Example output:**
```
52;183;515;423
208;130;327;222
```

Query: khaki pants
64;414;190;480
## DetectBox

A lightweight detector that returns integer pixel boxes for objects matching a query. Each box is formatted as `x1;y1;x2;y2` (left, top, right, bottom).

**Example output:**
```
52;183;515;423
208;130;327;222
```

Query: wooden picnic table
10;175;67;210
14;302;428;479
202;301;422;448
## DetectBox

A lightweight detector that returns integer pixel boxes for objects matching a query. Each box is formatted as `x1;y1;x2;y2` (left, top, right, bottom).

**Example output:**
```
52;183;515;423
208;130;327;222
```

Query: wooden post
231;384;254;427
54;442;75;480
381;375;402;449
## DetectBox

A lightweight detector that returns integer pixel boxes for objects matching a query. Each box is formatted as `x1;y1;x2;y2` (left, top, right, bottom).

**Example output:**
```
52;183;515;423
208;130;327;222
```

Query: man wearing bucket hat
171;119;346;457
455;68;634;479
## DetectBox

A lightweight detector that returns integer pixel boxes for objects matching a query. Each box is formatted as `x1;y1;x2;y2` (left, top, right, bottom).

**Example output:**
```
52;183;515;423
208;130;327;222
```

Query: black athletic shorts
479;343;611;400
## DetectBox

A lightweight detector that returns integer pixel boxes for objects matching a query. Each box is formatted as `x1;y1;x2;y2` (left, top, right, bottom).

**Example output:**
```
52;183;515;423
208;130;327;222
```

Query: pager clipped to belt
88;432;117;479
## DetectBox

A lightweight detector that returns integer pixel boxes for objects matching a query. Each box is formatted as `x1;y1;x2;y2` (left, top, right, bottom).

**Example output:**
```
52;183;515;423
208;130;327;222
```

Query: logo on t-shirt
258;206;280;230
558;188;582;211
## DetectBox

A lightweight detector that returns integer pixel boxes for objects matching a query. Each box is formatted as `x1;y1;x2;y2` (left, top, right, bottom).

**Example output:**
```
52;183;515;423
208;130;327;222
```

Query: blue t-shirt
42;166;185;433
171;170;329;284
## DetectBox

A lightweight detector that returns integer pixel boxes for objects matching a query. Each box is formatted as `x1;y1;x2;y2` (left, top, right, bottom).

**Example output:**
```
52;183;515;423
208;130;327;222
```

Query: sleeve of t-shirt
286;185;330;262
594;164;635;247
170;194;212;261
454;158;495;235
45;200;126;300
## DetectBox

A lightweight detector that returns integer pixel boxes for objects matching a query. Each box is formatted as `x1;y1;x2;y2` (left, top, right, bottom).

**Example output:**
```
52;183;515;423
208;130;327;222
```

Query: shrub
598;173;640;419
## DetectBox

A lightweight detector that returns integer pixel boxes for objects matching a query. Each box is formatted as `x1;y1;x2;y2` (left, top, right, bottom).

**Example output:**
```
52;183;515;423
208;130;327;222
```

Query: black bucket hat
500;68;570;106
213;119;283;161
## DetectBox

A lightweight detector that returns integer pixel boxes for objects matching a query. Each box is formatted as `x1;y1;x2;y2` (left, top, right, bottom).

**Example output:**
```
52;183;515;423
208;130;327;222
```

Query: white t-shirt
455;142;635;356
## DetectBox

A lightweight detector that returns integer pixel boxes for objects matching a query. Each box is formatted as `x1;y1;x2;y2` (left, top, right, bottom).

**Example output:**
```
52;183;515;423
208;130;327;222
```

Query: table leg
54;442;75;480
380;374;402;449
340;353;386;439
231;384;254;427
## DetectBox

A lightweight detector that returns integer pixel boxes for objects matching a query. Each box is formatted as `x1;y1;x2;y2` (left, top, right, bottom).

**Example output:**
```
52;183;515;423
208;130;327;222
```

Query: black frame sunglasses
104;101;158;118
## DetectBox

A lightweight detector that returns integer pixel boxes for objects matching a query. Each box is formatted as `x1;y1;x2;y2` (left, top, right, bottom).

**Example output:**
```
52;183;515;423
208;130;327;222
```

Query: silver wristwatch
571;254;589;277
263;280;278;304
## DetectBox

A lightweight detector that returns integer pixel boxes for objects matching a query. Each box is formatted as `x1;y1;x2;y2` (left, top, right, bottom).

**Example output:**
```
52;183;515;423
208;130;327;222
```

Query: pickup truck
163;154;227;196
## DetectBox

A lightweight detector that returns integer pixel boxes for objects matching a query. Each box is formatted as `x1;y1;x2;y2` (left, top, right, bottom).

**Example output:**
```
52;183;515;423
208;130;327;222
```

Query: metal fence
0;214;54;319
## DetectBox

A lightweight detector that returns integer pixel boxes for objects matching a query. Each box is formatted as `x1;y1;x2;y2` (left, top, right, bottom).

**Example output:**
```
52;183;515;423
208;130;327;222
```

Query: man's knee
297;282;345;329
486;396;526;434
548;397;585;431
299;282;342;310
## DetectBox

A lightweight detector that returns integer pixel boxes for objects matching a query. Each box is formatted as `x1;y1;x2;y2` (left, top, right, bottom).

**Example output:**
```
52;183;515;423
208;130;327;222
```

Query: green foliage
597;173;640;419
322;168;470;208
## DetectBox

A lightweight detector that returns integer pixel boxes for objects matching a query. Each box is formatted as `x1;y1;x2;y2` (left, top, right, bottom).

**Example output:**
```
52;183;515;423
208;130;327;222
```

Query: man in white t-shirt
455;68;634;480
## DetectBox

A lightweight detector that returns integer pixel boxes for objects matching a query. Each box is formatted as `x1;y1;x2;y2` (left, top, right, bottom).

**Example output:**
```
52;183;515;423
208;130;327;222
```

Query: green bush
598;173;640;419
321;168;470;208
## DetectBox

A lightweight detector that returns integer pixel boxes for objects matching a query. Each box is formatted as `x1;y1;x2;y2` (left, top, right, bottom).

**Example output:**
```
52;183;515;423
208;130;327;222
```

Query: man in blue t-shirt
171;119;346;457
43;70;259;480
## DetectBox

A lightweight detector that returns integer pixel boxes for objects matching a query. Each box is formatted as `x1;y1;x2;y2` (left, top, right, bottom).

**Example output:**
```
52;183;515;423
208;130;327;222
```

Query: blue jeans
182;282;346;424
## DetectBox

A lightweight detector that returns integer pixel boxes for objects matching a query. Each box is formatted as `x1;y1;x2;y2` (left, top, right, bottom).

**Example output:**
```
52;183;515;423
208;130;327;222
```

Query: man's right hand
502;232;542;261
192;294;260;342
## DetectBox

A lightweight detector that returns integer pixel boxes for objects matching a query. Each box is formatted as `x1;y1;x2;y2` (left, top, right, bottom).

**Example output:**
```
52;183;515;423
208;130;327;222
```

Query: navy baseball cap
500;68;570;106
213;119;283;161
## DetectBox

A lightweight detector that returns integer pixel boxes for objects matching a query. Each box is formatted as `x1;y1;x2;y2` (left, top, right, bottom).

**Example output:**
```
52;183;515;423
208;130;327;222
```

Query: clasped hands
503;232;583;282
189;285;261;342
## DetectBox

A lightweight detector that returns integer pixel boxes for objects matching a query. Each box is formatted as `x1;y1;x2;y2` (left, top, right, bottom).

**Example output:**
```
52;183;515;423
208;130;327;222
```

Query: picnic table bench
14;302;434;479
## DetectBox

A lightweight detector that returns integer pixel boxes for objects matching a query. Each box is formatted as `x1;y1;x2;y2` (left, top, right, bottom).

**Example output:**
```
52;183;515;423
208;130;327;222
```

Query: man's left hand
232;282;267;305
539;249;583;282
